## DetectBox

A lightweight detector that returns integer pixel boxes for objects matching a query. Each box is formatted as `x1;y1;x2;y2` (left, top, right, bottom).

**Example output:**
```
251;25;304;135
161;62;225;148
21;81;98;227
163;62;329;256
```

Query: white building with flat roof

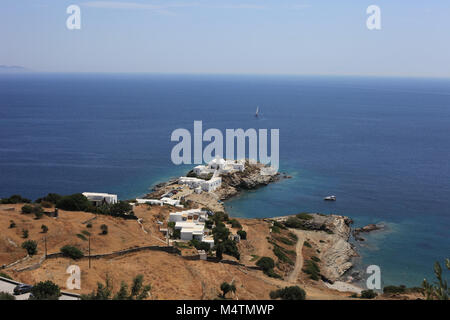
193;158;245;177
82;192;118;206
136;197;182;207
170;209;213;247
178;176;222;193
169;208;207;223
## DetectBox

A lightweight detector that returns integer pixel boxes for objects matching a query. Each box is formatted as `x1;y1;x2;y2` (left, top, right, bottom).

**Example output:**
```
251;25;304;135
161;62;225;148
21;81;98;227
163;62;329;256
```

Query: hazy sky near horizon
1;0;450;77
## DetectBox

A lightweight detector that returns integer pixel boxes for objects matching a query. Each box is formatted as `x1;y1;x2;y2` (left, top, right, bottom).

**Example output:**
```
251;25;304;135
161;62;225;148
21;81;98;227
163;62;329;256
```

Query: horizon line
2;70;450;80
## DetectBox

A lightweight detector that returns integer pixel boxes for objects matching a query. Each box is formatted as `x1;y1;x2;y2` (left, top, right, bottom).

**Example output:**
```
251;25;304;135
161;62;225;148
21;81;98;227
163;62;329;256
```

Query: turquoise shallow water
0;73;449;287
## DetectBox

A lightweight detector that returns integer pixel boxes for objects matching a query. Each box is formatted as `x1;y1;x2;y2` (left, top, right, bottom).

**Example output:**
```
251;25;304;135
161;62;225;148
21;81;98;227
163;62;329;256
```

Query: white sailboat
255;106;259;117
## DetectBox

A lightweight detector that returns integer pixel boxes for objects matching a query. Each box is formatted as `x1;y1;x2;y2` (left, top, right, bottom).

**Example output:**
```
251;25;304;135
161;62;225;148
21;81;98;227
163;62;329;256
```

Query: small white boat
255;106;259;117
324;195;336;201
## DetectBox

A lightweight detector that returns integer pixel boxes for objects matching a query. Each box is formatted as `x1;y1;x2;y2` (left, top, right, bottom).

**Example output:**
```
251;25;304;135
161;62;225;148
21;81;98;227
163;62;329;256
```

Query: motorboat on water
324;195;336;201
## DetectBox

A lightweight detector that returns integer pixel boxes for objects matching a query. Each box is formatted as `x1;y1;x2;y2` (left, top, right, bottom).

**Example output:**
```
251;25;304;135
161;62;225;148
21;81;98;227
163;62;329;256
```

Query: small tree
34;209;44;220
60;245;84;260
127;274;151;300
41;225;48;233
229;219;242;229
270;286;306;300
9;220;16;228
21;204;34;214
81;276;113;300
22;229;29;239
29;281;61;300
100;224;108;235
22;240;38;255
220;281;236;299
360;289;378;299
256;257;275;272
237;230;247;240
82;275;151;300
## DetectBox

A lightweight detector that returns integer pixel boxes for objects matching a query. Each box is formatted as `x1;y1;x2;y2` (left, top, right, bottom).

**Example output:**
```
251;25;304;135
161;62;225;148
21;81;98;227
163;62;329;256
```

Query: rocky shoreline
272;213;359;283
145;164;384;286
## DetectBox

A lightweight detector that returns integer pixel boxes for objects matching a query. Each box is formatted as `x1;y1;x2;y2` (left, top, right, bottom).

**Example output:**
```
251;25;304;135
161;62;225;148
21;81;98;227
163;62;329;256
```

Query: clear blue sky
1;0;450;77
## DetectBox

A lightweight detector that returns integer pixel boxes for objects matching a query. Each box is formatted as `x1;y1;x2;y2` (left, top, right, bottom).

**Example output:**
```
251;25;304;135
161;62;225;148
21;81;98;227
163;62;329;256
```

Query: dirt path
286;229;305;283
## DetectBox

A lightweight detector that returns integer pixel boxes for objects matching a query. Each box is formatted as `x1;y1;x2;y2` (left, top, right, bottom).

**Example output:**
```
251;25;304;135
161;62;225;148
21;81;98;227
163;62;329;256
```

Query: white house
193;158;245;177
82;192;118;206
178;176;222;193
169;208;207;223
169;209;213;247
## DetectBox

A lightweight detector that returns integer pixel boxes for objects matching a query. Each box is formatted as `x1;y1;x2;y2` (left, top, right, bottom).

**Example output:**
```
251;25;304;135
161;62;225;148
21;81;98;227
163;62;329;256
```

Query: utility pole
88;234;91;269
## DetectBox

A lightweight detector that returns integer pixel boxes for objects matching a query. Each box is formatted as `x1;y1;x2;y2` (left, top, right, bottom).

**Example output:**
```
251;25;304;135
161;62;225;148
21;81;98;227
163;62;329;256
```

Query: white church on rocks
178;158;245;193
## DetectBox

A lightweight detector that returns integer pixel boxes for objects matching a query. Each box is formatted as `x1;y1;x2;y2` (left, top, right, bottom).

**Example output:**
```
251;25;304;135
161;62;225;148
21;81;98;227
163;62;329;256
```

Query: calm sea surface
0;73;449;287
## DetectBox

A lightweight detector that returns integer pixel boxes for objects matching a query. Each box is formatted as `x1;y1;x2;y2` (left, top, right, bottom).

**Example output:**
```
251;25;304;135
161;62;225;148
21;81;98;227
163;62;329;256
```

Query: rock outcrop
273;213;358;283
352;223;385;241
306;214;357;282
216;162;280;200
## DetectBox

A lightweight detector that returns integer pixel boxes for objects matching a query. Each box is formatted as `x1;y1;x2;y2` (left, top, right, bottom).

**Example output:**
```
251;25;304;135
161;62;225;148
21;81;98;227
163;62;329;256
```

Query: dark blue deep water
0;73;449;287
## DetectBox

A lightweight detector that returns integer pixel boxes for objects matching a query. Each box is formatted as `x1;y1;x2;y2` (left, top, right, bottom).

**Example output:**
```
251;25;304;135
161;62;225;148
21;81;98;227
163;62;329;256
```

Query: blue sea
0;73;449;287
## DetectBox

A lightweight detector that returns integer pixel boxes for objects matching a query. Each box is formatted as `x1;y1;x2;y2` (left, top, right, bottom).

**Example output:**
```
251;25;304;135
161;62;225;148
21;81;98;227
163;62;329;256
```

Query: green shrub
40;201;53;208
34;207;44;219
205;219;214;229
109;201;132;215
212;212;229;223
360;289;378;299
270;286;306;300
311;256;321;262
302;260;321;280
229;219;242;229
9;220;16;228
271;225;280;234
86;223;93;228
1;195;31;204
383;285;406;294
256;257;275;272
273;220;287;230
216;239;240;260
21;204;34;214
296;213;313;220
56;193;91;211
256;257;281;278
100;224;108;235
21;240;38;255
30;281;61;300
41;225;48;233
0;272;12;280
220;281;236;299
273;245;294;265
189;239;211;251
81;230;91;236
36;193;62;204
275;236;294;246
284;217;304;229
303;241;312;248
212;224;230;243
77;233;87;241
81;275;150;300
237;230;247;240
422;259;449;300
60;245;84;260
265;269;282;279
172;229;180;239
288;232;298;241
22;229;29;239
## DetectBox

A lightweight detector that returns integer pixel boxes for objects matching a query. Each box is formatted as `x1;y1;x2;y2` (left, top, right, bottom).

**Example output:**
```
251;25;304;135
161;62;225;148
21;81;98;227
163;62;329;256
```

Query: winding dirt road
286;229;305;283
